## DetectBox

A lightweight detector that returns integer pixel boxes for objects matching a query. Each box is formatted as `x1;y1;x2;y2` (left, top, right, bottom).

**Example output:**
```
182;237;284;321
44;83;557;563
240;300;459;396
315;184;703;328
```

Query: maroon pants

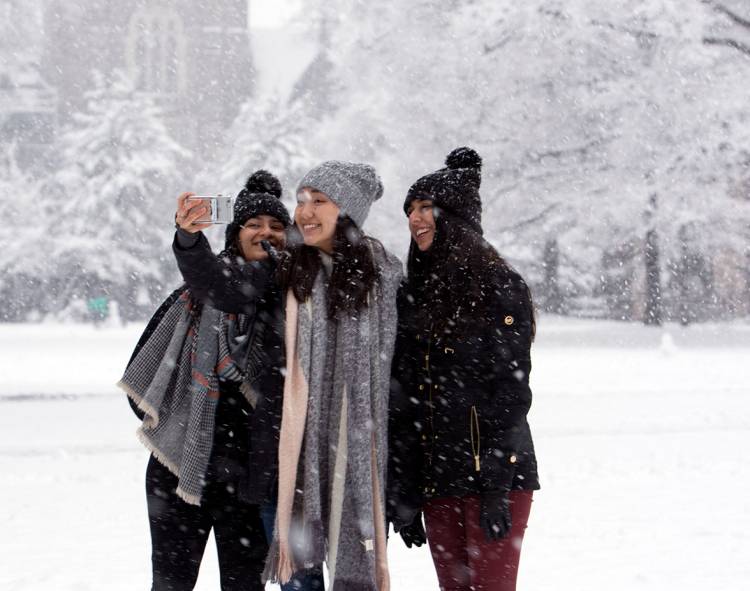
423;491;533;591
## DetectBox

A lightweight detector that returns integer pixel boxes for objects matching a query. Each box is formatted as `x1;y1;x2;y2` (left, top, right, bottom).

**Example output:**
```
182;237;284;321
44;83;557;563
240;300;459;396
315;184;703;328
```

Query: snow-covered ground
1;317;749;590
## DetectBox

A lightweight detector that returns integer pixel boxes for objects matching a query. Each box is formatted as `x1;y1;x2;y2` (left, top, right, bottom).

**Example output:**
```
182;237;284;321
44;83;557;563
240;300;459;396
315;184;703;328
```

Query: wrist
175;226;201;249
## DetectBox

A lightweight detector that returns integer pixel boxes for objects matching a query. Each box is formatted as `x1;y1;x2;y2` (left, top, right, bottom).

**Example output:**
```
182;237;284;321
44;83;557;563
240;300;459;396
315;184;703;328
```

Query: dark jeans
146;456;268;591
260;502;325;591
423;491;534;591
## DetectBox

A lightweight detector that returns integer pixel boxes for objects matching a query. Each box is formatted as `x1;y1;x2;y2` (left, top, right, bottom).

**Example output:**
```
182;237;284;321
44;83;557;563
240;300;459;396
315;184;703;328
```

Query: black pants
146;456;268;591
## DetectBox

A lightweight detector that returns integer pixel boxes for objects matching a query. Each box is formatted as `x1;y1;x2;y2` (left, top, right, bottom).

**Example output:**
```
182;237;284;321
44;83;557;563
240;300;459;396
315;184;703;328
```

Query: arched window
126;7;186;96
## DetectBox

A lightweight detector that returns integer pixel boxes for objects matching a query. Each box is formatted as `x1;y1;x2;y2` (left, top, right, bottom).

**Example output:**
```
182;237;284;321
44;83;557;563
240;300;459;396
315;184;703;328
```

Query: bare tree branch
701;0;750;29
491;203;560;234
590;19;658;42
527;137;608;163
483;32;514;55
703;36;750;56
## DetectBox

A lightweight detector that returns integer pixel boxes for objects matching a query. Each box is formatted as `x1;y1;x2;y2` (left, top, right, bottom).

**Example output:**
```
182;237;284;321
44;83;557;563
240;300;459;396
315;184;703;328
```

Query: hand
260;239;281;265
398;513;426;548
480;490;512;541
175;192;212;233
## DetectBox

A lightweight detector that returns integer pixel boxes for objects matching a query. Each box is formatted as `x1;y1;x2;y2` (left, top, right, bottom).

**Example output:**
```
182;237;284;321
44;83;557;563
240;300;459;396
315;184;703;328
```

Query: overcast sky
249;0;303;28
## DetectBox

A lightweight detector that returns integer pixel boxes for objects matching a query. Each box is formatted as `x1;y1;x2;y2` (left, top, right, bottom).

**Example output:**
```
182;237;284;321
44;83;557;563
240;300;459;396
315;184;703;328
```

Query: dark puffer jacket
388;268;540;521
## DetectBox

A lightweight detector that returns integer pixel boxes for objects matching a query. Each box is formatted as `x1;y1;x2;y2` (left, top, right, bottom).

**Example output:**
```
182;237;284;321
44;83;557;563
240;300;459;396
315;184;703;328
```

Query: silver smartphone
186;195;233;224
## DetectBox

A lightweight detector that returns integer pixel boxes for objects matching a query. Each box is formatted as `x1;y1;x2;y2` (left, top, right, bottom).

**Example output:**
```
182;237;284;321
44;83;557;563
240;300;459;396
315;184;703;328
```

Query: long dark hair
277;215;380;318
404;210;536;339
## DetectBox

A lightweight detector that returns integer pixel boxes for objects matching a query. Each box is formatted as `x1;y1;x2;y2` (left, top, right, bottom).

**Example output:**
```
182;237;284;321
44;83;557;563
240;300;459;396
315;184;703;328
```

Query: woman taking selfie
120;171;315;591
387;148;540;591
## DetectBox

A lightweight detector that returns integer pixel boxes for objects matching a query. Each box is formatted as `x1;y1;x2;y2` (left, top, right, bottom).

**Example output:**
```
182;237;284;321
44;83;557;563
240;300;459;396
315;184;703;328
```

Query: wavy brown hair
277;216;381;318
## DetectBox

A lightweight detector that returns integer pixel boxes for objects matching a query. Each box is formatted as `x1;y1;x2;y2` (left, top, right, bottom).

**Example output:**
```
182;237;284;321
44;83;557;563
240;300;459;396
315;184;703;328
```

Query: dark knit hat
224;170;290;250
403;147;483;234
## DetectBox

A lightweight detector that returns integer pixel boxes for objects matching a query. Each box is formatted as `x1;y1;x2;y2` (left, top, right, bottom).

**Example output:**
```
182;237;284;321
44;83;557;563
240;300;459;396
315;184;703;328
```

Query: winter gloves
396;512;427;548
480;490;512;541
391;494;513;547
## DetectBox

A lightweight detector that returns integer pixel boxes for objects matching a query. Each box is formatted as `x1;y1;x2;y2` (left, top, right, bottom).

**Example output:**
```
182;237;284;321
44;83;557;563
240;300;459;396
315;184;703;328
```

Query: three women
123;147;539;591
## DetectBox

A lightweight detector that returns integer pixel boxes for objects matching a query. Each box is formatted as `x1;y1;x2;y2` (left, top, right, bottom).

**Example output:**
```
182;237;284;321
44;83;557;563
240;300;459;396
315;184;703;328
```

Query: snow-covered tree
45;69;190;320
595;0;750;322
0;142;44;320
307;0;750;321
195;93;315;203
0;0;43;71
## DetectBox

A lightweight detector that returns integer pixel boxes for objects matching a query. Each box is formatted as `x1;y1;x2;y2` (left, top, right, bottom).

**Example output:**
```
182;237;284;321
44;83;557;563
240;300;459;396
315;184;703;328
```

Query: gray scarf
265;240;402;590
118;290;258;505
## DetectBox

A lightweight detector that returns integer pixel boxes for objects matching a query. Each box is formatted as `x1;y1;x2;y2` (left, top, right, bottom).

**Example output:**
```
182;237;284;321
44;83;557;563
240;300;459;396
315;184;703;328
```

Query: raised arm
172;192;276;315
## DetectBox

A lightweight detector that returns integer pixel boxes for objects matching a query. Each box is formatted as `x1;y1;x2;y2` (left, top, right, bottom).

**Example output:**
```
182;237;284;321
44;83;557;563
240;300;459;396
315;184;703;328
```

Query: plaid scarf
118;289;256;505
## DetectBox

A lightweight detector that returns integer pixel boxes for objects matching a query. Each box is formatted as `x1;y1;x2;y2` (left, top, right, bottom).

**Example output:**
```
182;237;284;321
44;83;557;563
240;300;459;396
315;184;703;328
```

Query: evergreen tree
0;142;43;320
47;69;190;320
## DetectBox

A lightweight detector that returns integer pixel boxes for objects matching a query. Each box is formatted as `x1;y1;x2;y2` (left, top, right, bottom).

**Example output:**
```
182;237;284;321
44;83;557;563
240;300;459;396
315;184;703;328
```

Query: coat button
421;435;427;441
509;454;517;464
419;384;424;391
504;315;514;326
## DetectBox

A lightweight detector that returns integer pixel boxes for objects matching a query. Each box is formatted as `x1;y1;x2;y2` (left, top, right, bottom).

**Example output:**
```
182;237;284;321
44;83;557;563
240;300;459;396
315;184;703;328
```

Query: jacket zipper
424;325;431;371
426;324;434;465
470;405;481;472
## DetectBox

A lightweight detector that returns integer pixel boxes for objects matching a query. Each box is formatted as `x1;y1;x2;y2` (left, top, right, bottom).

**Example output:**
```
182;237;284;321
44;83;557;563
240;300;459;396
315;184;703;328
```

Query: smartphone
186;195;234;224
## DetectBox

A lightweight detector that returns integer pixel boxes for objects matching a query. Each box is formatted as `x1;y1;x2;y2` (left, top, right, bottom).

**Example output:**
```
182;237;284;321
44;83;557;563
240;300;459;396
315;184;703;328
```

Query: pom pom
244;169;282;198
445;147;482;171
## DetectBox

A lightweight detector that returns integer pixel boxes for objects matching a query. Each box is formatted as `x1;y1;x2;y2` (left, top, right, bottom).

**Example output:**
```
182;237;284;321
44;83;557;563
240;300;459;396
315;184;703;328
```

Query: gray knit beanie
296;160;384;228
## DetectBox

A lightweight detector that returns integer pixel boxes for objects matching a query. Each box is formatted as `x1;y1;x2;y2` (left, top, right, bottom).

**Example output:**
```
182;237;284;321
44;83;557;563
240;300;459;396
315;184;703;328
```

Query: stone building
40;0;254;158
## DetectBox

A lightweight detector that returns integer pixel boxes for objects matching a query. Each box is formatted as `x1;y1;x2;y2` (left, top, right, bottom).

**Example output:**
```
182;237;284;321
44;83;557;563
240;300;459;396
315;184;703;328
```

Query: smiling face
295;188;341;253
407;198;436;251
237;215;287;261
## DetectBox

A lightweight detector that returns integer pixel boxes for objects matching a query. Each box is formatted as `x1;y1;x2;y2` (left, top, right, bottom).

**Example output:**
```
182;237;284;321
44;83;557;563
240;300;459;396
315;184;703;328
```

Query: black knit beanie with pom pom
403;147;483;234
224;170;291;250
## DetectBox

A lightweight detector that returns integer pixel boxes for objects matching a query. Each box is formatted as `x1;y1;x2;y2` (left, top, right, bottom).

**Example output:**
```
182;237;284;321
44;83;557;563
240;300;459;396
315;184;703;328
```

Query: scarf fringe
117;379;160;428
261;538;283;584
135;428;202;506
175;486;202;506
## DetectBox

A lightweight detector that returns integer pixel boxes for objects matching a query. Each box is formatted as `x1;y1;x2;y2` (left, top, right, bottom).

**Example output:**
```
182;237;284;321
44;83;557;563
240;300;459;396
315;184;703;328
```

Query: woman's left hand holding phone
175;192;213;233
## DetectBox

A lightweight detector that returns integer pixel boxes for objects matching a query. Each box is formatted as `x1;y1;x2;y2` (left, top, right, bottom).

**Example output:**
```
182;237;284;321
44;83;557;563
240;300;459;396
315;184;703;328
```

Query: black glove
480;490;512;541
260;240;281;265
397;513;427;549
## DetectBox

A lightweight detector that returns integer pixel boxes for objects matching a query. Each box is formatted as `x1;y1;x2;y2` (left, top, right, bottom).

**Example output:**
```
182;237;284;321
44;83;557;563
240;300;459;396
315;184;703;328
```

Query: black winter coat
388;268;540;519
126;232;285;505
